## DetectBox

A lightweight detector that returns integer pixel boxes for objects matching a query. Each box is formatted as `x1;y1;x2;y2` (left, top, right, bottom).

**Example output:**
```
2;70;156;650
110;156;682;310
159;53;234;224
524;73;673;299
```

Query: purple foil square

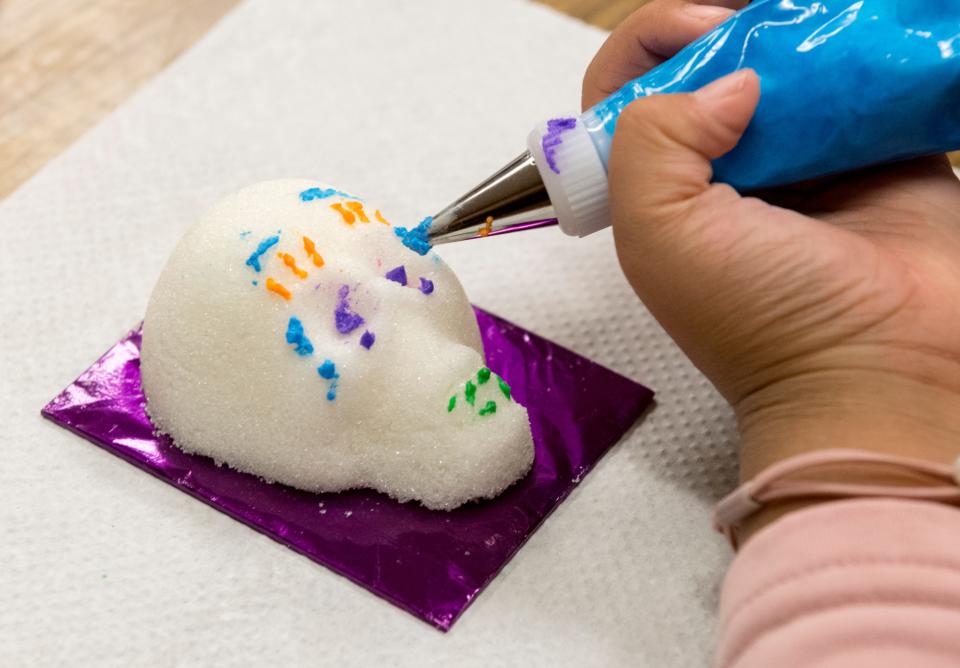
41;308;654;630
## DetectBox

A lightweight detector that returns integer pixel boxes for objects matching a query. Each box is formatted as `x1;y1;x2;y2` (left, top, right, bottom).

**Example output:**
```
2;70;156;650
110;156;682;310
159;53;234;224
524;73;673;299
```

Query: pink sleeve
716;499;960;668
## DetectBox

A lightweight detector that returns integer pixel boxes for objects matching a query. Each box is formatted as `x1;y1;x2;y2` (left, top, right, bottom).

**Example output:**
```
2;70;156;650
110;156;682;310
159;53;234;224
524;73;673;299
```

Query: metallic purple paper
41;308;653;630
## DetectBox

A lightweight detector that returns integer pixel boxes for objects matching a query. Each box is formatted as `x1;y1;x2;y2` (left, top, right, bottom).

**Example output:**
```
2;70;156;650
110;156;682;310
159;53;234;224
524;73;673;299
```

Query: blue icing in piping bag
426;0;960;245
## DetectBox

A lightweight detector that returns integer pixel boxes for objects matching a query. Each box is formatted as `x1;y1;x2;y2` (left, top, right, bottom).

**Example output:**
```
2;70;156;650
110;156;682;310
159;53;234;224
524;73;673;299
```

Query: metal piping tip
428;151;558;245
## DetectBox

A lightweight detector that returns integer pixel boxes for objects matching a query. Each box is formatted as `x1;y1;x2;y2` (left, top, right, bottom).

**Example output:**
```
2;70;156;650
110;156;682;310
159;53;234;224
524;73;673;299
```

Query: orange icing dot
330;202;356;224
266;277;292;301
479;216;494;237
374;209;391;225
345;201;370;223
302;236;325;268
277;252;308;279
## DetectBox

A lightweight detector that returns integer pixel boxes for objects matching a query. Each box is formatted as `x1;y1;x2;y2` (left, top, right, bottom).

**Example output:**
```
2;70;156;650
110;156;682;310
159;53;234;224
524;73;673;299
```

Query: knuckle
690;100;745;155
617;94;698;148
622;0;660;28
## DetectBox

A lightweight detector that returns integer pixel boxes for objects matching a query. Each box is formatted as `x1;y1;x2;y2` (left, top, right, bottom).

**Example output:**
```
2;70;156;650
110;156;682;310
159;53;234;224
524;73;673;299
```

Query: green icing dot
478;400;497;416
465;381;477;406
477;367;492;385
497;376;512;400
447;395;457;412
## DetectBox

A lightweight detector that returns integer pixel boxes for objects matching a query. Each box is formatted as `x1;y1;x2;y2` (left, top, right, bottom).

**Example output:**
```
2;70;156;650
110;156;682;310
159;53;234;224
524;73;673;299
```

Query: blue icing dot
299;187;358;201
384;265;407;286
394;216;432;256
360;330;376;350
285;316;314;356
317;359;340;401
317;359;338;379
245;234;280;272
418;277;434;295
251;280;258;286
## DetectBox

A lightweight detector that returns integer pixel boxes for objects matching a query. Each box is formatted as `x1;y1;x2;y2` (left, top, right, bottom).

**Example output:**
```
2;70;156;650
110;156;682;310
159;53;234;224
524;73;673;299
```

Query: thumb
608;68;760;284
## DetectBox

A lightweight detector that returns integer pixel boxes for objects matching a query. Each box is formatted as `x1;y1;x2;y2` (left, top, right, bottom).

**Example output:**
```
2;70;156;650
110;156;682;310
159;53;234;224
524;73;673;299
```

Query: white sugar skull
141;180;534;510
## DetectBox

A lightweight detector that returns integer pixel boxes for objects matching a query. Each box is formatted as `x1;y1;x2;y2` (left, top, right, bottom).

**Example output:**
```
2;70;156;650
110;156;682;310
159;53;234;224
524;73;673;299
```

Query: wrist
734;368;960;541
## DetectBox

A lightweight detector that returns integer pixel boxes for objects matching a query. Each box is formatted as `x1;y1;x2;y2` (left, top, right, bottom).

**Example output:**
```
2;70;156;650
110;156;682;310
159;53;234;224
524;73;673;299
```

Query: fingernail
683;3;735;23
694;70;750;104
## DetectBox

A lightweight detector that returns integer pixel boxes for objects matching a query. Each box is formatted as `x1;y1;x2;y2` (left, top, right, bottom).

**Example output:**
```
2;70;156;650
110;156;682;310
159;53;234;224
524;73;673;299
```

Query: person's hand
586;0;960;538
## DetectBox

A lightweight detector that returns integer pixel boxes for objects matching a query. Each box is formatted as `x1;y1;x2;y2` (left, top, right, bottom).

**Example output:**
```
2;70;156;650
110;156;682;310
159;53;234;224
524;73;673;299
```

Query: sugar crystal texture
140;180;534;510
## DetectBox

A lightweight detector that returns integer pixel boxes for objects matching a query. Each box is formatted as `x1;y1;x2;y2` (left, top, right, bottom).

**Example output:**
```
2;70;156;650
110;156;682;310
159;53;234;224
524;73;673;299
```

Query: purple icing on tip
41;309;653;631
360;330;376;350
418;277;434;295
334;285;365;334
384;266;408;286
541;117;577;174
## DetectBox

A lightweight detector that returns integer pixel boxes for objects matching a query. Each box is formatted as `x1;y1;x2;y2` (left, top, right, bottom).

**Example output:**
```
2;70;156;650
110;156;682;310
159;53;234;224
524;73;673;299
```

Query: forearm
717;499;960;668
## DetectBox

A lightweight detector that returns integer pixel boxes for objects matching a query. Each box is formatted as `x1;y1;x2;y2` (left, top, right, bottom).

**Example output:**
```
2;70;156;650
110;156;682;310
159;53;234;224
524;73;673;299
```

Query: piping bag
425;0;960;246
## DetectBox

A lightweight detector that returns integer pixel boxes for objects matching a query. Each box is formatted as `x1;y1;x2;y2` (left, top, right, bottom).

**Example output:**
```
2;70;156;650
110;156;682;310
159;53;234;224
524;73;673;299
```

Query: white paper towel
0;1;740;665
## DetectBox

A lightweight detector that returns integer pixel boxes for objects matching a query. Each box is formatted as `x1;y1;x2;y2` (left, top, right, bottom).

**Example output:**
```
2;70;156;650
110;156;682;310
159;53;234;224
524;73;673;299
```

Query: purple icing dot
418;277;434;295
384;265;408;286
334;285;365;334
360;330;376;350
541;117;577;174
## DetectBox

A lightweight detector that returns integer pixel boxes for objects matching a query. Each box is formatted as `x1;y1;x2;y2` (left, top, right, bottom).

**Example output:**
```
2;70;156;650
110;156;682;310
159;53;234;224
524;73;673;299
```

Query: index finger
582;0;746;110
